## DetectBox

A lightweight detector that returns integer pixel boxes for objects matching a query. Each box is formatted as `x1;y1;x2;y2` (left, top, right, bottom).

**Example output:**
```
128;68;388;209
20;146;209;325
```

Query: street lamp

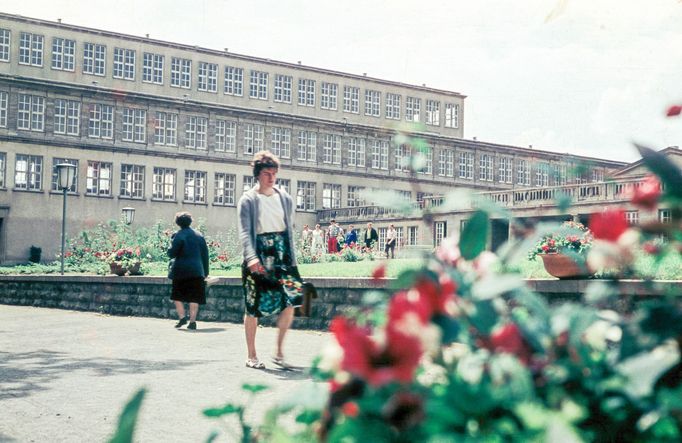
56;163;76;275
121;207;136;225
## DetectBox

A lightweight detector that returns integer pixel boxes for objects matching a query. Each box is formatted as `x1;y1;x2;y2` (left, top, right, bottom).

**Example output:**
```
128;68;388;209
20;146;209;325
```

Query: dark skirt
242;231;303;318
171;277;206;304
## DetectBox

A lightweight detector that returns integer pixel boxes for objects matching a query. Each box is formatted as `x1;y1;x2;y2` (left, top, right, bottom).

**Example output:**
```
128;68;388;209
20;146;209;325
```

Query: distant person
328;219;341;253
385;224;397;259
301;224;311;251
362;222;379;251
311;224;325;256
345;224;357;247
168;211;209;331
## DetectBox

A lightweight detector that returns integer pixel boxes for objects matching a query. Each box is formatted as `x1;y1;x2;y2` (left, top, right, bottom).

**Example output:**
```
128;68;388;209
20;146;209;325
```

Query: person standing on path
311;224;325;256
327;219;340;253
344;224;357;248
238;150;303;369
385;223;397;259
362;222;379;252
168;211;209;331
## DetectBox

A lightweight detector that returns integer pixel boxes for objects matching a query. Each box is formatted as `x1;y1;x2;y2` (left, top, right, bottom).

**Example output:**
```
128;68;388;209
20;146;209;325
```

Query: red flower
371;263;387;280
666;105;682;117
489;323;532;365
631;175;661;210
64;251;73;258
330;317;422;386
589;209;628;242
134;247;141;256
642;242;661;255
341;401;359;417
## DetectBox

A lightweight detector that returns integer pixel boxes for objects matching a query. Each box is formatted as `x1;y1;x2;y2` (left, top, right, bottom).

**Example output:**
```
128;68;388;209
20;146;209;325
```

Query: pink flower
589;209;628;242
666;105;682;117
488;323;532;365
372;263;387;280
631;175;661;210
341;401;359;417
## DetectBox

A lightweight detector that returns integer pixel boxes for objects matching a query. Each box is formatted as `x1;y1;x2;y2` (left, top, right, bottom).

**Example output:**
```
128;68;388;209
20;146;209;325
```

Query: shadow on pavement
176;327;225;334
0;349;206;400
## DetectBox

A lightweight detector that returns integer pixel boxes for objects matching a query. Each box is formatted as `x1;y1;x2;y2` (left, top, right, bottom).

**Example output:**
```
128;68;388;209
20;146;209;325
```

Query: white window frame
499;156;513;184
213;172;236;206
296;181;316;211
88;104;114;139
198;62;218;92
271;127;291;159
142;52;164;84
54;99;81;136
113;47;135;80
347;137;366;167
184;170;207;203
347;185;366;207
0;91;8;128
479;154;494;182
517;159;531;186
343;86;359;113
224;66;243;96
185;116;208;150
458;151;474;180
405;96;421;122
152;167;176;201
122;108;146;143
297;131;317;162
385;93;401;120
19;32;43;67
445;103;459;128
171;57;192;88
120;164;145;199
364;90;380;117
320;82;338;110
17;94;45;132
322;183;341;209
274;74;292;103
249;70;268;100
15;154;43;191
83;43;105;76
86;160;112;196
298;78;315;106
51;37;75;71
426;100;440;126
438;149;454;177
0;29;10;63
154;112;177;146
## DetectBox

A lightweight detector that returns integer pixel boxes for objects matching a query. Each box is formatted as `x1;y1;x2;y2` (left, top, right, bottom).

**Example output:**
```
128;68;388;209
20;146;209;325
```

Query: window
296;181;316;211
322;134;341;164
86;161;112;196
419;146;433;175
658;209;671;224
517;159;530;186
592;168;604;183
122;108;146;143
322;184;341;209
434;221;447;246
51;158;78;192
54;99;81;136
364;90;380;117
445;103;459;128
113;47;135;80
271;127;291;158
19;32;43;66
370;140;389;170
408;226;418;246
347;185;366;207
17;94;45;132
625;210;639;226
83;43;105;76
343;86;359;113
51;38;75;71
242;175;256;193
426;100;440;126
396;227;404;250
385;93;401;119
553;163;567;186
215;120;236;153
198;62;218;92
120;164;144;199
405;97;421;122
298;78;315;106
15;154;42;190
243;123;264;155
297;131;317;162
276;178;290;194
170;57;191;88
479;154;494;182
397;190;412;201
320;82;337;110
395;145;411;172
274;74;292;103
152;167;176;201
0;91;7;127
249;70;268;100
142;53;164;84
0;152;6;188
499;156;513;184
214;173;236;206
88;104;114;139
347;137;366;167
458;151;474;179
185;116;208;150
536;162;550;187
184;170;206;203
224;66;243;96
0;29;9;62
438;149;454;177
154;112;177;146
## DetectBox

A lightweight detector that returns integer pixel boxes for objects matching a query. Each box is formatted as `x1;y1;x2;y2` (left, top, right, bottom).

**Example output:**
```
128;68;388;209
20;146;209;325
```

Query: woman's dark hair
175;211;192;228
251;150;280;177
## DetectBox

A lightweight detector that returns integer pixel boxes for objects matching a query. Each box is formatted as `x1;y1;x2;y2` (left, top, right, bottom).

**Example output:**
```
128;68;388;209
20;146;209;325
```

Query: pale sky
6;0;682;162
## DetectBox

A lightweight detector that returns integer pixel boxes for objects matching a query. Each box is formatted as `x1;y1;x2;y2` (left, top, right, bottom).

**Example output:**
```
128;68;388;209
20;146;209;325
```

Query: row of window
0;91;596;186
0;28;460;127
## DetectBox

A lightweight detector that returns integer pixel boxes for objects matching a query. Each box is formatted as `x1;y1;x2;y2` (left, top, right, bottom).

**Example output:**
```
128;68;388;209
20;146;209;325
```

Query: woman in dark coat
168;211;209;330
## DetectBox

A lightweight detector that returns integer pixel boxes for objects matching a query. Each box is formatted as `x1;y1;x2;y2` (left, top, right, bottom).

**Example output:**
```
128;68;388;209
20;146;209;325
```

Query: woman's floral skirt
242;231;303;318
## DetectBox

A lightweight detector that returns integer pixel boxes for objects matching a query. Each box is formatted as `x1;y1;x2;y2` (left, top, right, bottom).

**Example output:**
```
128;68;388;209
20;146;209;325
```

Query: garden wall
0;275;679;330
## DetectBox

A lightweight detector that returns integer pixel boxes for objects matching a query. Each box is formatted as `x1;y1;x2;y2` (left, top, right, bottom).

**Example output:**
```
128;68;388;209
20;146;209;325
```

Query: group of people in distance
300;221;397;258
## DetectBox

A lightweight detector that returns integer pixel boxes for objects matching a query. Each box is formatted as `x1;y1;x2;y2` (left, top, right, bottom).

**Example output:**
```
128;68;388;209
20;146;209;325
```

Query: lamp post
121;207;136;225
56;163;76;275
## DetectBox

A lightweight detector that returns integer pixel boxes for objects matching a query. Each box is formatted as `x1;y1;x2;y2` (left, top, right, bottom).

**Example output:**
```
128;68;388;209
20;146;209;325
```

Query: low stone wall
0;275;679;330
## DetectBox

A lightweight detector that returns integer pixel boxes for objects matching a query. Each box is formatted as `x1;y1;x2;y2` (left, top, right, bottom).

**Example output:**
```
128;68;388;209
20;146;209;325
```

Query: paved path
0;305;332;442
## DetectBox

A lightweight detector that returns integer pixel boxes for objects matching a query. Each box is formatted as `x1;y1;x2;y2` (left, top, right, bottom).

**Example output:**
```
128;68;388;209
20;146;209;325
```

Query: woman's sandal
271;356;291;369
245;358;265;369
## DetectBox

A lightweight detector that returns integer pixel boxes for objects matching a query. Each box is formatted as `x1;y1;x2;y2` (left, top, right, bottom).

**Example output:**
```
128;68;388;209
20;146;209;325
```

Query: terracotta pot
539;253;594;279
127;261;143;276
109;262;127;276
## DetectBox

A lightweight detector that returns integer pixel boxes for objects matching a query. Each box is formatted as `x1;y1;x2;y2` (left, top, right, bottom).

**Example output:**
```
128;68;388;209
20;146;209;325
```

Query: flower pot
127;261;143;276
539;253;594;279
109;262;127;276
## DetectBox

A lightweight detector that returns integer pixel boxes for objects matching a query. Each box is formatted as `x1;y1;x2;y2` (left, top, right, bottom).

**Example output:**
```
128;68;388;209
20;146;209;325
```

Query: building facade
0;13;625;263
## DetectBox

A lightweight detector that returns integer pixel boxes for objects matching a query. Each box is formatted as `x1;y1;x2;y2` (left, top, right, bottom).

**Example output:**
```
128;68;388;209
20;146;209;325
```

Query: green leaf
471;274;526;300
555;192;573;213
635;143;682;198
468;299;498;335
295;410;321;425
205;430;220;443
459;210;489;260
203;404;243;417
242;383;269;394
108;388;146;443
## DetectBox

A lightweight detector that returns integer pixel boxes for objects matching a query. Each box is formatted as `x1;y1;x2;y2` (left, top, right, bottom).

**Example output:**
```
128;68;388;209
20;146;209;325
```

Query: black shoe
187;321;197;330
174;316;189;328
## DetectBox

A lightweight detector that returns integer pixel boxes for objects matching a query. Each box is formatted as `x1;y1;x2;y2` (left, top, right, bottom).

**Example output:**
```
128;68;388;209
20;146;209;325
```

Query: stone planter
540;253;594;279
128;262;143;276
109;262;127;276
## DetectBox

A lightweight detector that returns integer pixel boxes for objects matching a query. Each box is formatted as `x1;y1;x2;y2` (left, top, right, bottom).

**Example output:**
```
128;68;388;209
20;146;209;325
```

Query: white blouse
256;192;286;234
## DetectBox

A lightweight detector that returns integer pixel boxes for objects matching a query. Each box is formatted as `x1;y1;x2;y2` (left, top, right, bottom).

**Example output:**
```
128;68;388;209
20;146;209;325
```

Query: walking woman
238;150;303;369
168;211;209;330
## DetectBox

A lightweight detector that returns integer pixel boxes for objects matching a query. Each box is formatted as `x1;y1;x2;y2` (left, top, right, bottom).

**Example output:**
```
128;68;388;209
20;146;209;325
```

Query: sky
6;0;682;162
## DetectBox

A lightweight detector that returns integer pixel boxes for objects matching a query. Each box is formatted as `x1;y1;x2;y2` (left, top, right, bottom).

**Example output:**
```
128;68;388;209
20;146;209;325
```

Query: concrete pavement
0;305;332;442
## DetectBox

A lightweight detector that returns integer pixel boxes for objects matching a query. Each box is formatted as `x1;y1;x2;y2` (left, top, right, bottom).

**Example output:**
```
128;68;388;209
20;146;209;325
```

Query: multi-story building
0;13;625;262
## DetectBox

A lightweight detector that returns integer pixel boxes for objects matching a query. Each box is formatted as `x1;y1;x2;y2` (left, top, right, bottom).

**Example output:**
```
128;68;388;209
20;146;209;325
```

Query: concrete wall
0;275;679;331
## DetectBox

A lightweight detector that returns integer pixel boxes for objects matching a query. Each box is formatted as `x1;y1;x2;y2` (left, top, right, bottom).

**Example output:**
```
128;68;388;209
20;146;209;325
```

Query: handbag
167;258;175;279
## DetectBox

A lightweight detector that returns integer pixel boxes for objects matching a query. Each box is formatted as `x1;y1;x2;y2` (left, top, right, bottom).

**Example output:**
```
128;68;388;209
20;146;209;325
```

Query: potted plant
106;247;142;276
528;220;595;278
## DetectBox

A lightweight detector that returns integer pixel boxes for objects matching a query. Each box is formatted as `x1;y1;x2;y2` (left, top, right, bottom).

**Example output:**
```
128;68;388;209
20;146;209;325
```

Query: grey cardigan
238;185;297;267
